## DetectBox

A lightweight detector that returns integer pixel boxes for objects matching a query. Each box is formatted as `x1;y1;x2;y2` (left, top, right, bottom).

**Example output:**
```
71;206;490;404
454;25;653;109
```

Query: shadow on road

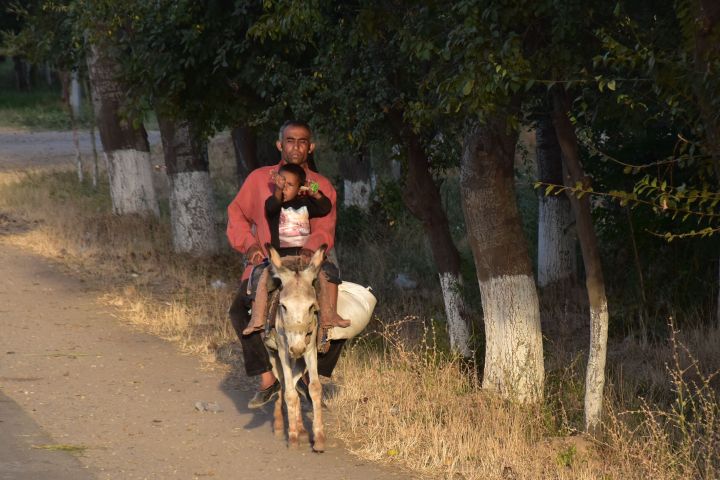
0;390;95;480
216;342;275;431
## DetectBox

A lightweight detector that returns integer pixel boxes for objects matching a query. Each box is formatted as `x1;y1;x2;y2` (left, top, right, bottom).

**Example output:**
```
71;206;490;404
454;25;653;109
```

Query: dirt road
0;129;406;479
0;243;405;480
0;127;160;171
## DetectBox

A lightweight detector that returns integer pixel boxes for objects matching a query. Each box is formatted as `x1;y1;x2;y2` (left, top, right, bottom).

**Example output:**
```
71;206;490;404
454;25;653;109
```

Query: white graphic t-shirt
278;206;311;248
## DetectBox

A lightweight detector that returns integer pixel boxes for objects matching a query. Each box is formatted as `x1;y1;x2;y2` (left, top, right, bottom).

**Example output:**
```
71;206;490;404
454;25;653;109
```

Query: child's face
280;171;301;201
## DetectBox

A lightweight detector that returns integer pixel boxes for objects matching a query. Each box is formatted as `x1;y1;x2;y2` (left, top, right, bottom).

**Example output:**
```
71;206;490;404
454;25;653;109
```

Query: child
265;163;332;255
242;163;348;336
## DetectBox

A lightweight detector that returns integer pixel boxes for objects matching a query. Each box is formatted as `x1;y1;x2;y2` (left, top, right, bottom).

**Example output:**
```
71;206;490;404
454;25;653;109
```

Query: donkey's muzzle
289;342;306;359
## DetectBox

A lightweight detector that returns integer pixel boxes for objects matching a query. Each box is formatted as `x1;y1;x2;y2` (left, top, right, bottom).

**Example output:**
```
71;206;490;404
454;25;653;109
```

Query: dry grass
1;159;719;479
326;320;597;480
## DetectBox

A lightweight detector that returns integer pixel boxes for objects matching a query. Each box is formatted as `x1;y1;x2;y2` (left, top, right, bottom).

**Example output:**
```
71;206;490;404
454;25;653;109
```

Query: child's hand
274;174;286;190
299;181;320;198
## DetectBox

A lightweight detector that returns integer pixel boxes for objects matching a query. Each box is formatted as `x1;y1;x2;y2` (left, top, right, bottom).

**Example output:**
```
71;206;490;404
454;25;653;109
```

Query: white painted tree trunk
461;120;545;404
537;196;576;287
87;41;158;216
585;300;609;432
343;179;372;210
168;171;219;255
90;121;99;189
553;88;609;433
390;159;402;180
70;71;81;119
340;148;373;211
73;124;82;183
439;272;473;358
104;149;160;217
82;76;99;189
479;274;544;403
157;116;218;256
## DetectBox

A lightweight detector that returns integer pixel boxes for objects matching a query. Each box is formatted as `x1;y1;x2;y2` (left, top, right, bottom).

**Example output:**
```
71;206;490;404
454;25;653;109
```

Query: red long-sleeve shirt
226;161;337;280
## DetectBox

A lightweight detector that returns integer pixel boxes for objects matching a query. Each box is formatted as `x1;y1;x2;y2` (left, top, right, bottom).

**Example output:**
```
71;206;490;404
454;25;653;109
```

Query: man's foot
320;312;351;329
247;380;280;409
317;327;331;354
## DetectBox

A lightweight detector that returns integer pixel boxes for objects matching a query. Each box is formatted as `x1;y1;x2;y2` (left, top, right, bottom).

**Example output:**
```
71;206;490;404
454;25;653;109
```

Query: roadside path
0;242;404;479
0;127;160;171
0;389;93;480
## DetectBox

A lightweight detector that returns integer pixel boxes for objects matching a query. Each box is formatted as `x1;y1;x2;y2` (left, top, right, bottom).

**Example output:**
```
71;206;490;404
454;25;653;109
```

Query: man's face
276;125;315;166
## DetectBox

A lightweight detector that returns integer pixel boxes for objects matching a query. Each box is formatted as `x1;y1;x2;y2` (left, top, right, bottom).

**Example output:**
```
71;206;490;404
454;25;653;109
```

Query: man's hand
246;244;265;266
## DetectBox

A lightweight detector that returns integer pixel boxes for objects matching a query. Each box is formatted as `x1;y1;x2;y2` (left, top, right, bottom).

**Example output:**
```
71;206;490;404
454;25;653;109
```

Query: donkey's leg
280;359;301;448
273;396;284;438
292;364;308;439
304;345;325;452
268;352;285;438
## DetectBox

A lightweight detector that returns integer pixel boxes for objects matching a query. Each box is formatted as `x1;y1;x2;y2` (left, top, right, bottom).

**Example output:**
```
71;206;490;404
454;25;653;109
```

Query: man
227;120;348;409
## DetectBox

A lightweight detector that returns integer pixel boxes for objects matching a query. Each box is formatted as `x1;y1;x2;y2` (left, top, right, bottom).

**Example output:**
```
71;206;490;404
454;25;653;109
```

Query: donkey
263;245;327;452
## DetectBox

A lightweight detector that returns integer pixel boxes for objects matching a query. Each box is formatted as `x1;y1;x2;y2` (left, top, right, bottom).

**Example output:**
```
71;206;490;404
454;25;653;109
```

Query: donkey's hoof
312;433;325;453
274;429;284;439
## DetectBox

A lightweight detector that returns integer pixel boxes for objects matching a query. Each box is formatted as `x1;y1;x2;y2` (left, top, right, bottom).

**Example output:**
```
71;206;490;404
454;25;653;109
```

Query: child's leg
242;267;274;335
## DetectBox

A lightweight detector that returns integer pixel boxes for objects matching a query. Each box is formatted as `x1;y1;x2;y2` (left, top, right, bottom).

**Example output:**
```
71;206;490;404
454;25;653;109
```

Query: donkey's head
267;245;325;359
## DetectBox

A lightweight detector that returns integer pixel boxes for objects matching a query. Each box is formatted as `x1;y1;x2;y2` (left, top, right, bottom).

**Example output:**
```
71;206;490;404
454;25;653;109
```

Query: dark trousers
228;280;346;378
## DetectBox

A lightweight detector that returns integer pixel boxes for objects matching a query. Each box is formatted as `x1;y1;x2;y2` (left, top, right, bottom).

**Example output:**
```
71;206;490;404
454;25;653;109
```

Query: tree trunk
536;116;577;290
69;105;82;183
158;116;219;256
340;148;373;211
69;70;82;120
460;119;544;403
691;1;720;327
83;75;100;189
388;111;473;358
13;56;30;91
693;0;720;172
552;87;609;433
61;72;83;183
230;125;258;186
86;43;159;217
44;63;53;87
230;125;280;185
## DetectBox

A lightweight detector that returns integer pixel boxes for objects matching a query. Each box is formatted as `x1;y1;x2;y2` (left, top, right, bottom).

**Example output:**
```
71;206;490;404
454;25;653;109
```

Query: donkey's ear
308;244;327;273
266;243;283;271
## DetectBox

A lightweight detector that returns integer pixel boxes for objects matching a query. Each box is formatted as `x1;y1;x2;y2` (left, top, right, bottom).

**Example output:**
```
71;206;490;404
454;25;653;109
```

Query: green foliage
371;179;406;229
0;88;70;129
556;445;577;468
9;0;720;333
2;0;84;70
335;205;370;246
0;59;88;129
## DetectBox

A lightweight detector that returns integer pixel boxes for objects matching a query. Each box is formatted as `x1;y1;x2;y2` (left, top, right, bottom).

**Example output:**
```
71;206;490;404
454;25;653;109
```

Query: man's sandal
247;380;280;409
